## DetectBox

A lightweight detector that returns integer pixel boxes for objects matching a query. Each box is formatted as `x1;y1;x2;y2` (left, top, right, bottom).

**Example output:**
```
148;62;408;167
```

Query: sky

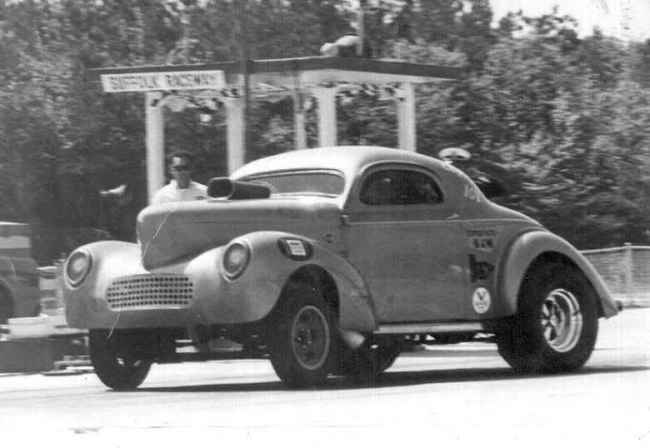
490;0;650;41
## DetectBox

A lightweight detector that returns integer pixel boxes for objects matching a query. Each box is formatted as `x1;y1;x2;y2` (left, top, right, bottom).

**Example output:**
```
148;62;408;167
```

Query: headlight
65;250;92;287
222;241;250;279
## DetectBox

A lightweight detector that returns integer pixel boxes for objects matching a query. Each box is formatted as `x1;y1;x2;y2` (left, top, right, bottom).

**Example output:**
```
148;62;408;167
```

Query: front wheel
496;263;598;373
89;330;152;390
269;283;337;388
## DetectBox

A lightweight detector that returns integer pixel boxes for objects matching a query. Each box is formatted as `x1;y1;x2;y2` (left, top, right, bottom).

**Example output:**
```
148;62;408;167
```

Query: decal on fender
472;287;491;314
286;239;307;257
277;238;313;261
463;184;481;202
469;254;494;282
466;229;497;252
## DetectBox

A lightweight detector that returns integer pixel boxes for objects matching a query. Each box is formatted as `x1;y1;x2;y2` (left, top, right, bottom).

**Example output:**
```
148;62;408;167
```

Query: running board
374;322;485;335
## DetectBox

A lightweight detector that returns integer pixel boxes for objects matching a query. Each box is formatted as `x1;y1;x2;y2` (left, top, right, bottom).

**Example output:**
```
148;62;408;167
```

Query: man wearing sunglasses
151;151;207;204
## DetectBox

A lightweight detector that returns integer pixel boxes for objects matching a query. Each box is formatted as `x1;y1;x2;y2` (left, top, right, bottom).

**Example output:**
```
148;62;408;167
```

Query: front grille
106;274;193;311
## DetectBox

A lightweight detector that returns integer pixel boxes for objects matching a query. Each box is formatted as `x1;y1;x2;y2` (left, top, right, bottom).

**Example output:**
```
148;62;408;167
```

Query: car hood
137;197;342;269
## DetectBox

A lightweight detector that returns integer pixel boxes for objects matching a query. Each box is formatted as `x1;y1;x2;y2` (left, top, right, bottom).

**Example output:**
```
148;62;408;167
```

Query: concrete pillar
223;96;245;174
313;87;337;147
145;92;165;204
293;90;307;150
396;82;416;152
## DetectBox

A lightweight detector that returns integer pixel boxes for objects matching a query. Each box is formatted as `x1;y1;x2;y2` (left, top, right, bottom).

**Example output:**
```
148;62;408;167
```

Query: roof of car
232;146;447;179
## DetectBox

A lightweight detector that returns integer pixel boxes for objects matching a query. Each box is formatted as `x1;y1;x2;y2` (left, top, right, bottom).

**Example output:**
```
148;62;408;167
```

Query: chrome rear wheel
496;263;598;373
541;289;583;353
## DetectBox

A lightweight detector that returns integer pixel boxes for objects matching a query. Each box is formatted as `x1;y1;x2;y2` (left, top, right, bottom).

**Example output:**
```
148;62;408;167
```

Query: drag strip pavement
1;309;648;447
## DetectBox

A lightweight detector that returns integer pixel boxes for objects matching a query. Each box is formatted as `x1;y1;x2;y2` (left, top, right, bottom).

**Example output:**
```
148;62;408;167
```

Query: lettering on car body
466;229;497;252
463;184;481;202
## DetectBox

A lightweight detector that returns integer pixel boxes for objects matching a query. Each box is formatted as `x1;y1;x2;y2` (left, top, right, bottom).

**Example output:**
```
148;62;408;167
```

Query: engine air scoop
208;178;271;200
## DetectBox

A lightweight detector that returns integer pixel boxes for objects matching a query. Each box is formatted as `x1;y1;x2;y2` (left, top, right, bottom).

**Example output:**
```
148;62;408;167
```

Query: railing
583;244;650;308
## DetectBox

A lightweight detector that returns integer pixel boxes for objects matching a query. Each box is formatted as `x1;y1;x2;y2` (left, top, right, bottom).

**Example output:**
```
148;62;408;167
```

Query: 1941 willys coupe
63;146;619;389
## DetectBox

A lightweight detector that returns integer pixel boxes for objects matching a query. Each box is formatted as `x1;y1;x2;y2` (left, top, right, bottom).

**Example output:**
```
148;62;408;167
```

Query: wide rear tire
496;263;598;373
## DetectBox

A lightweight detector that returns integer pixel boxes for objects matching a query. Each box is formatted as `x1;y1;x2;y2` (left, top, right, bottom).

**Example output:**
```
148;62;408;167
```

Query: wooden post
313;87;337;147
223;96;245;173
397;82;416;152
145;92;165;204
293;90;307;150
236;0;250;163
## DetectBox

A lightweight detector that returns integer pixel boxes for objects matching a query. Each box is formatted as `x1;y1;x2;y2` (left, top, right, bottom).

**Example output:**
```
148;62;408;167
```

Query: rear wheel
496;263;598;373
269;283;337;388
89;330;152;390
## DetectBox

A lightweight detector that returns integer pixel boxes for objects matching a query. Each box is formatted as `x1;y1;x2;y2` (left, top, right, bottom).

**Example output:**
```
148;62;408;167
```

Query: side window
359;169;443;206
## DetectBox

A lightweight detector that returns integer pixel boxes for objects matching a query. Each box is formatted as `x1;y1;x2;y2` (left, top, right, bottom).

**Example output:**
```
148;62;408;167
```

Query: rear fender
501;231;619;318
226;231;377;332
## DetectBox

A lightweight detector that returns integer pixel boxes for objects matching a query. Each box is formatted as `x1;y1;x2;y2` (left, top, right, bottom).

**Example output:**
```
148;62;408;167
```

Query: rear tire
89;330;152;390
496;263;598;373
269;283;337;388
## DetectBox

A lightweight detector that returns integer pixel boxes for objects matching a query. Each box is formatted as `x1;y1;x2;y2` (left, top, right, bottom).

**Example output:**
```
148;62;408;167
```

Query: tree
2;0;650;261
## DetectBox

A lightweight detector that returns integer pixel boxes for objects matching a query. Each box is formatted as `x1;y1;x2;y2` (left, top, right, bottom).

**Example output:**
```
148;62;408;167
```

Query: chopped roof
232;146;447;180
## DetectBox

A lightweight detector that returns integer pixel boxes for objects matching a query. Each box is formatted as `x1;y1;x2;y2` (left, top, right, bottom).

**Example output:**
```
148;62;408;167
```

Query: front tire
496;263;598;373
269;283;337;388
89;330;152;390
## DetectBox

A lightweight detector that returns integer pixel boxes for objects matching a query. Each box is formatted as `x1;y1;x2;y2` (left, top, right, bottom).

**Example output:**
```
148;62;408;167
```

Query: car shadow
134;363;650;394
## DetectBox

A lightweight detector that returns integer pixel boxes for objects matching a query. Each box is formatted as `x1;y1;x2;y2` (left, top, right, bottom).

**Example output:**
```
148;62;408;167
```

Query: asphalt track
1;308;648;448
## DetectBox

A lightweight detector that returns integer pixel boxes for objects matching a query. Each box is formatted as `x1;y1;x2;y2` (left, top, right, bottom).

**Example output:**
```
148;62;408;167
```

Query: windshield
244;170;345;197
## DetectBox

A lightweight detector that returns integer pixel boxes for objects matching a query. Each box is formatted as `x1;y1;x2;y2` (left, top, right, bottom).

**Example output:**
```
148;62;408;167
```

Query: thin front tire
89;330;152;390
269;283;336;388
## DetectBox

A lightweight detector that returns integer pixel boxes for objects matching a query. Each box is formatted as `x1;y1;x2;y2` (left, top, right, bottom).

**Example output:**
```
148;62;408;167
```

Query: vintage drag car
63;146;619;390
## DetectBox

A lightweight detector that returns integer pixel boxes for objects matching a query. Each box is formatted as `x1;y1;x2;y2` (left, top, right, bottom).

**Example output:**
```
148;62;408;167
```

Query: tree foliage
1;0;650;261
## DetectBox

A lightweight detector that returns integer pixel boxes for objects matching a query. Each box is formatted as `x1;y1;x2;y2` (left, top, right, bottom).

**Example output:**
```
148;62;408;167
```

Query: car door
342;164;468;323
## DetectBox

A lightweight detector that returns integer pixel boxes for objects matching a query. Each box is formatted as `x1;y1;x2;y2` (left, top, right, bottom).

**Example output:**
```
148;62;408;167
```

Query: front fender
63;241;145;328
500;230;619;318
219;231;377;332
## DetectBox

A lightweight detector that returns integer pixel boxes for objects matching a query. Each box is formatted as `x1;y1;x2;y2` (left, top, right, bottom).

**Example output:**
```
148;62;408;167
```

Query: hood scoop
208;177;271;200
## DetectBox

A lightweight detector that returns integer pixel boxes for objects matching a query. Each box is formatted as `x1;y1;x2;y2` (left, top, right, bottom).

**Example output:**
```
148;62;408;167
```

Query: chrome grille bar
106;274;193;311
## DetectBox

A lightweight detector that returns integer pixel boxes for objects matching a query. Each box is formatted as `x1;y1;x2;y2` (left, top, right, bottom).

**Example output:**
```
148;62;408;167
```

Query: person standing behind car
151;151;207;204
